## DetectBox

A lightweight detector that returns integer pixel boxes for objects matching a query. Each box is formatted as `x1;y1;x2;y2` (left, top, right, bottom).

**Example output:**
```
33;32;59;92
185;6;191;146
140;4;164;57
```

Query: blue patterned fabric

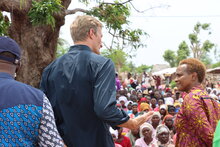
0;104;42;146
0;72;44;146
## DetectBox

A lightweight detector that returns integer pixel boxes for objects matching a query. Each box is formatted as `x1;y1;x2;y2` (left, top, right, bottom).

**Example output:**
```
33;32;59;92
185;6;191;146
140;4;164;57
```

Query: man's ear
88;28;95;39
15;61;21;73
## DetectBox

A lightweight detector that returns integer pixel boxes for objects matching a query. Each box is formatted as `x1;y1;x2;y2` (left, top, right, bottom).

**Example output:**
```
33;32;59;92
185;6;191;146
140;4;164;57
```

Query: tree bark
9;13;63;87
0;0;72;87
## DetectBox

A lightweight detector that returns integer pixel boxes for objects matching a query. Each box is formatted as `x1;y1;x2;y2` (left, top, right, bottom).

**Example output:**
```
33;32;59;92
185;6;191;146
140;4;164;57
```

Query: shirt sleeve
38;95;64;147
93;59;129;127
183;94;214;145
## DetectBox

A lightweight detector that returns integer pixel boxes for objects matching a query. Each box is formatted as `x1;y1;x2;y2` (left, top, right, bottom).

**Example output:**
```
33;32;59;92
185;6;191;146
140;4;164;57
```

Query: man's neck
0;62;16;77
74;41;93;51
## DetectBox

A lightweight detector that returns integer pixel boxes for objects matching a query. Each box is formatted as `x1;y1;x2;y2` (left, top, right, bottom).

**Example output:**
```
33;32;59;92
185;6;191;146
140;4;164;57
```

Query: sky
60;0;220;66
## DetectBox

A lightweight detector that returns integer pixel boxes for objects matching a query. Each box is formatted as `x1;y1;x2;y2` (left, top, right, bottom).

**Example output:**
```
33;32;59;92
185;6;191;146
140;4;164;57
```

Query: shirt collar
190;84;204;91
0;72;14;79
69;45;92;52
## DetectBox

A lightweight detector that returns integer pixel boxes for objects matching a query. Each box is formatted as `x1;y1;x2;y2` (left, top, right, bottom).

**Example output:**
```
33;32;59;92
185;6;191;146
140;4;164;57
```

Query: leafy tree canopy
0;11;10;36
163;49;176;67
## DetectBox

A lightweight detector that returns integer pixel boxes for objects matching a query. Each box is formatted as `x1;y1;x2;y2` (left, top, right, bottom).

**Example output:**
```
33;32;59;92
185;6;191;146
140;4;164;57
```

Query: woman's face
158;99;164;106
142;127;152;139
137;93;143;99
151;115;160;125
120;101;125;106
132;106;138;113
154;91;161;99
159;108;166;115
158;132;169;144
175;64;194;92
131;128;139;135
127;104;132;110
165;117;173;128
151;98;157;105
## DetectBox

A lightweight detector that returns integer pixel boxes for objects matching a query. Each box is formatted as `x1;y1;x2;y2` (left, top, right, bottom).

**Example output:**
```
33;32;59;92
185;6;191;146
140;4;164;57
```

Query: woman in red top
116;127;132;147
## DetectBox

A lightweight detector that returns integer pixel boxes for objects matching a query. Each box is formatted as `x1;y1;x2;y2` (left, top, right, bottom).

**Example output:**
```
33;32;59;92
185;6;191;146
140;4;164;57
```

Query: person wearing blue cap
0;36;64;146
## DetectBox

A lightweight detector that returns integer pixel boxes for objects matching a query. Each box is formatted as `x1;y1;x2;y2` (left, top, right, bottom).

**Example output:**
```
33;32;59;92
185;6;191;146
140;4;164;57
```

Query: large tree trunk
0;0;71;87
9;13;63;87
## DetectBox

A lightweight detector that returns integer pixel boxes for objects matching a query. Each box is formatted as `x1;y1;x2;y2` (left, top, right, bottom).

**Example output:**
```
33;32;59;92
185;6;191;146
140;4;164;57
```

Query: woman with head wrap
174;58;220;146
126;101;133;115
109;127;122;147
118;96;128;111
134;123;157;147
115;127;132;147
167;105;175;116
162;115;175;139
139;103;150;113
156;124;174;147
129;103;139;119
149;111;161;138
159;104;167;121
126;127;140;147
138;97;148;111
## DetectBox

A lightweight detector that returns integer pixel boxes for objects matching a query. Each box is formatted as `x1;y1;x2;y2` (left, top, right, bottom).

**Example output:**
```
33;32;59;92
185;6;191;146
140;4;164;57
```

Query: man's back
41;45;129;146
0;72;42;146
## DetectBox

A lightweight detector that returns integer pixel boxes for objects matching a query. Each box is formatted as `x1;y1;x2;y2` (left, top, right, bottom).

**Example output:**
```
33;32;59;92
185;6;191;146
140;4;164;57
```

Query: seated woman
129;103;139;119
109;127;122;147
156;124;174;147
116;127;132;147
162;114;175;138
139;103;150;113
135;123;157;147
159;104;167;121
149;112;161;137
126;127;140;147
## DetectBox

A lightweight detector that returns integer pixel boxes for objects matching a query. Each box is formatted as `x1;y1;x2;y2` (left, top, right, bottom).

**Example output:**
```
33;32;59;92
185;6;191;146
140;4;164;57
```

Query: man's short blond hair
70;15;102;42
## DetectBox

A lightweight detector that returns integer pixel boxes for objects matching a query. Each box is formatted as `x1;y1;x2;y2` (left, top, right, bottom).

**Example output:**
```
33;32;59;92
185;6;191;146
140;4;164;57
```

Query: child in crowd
129;103;139;118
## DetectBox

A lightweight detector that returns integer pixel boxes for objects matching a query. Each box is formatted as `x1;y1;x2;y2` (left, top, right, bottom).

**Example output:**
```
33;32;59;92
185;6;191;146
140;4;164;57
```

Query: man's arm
93;59;153;129
118;112;153;130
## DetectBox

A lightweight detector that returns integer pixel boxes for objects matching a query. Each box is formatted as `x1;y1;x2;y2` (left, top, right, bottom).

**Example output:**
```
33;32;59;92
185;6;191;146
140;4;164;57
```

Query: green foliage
0;12;10;36
163;50;177;67
88;2;130;30
88;1;147;52
176;41;190;63
212;62;220;68
202;40;215;52
135;64;152;73
121;61;136;73
28;0;62;29
200;53;212;66
189;22;214;60
169;80;176;89
214;47;220;62
101;48;128;72
56;38;69;58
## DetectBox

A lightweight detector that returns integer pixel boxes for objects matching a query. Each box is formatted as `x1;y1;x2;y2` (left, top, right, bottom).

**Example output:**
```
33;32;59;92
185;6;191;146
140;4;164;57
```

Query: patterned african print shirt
0;72;63;146
175;85;220;147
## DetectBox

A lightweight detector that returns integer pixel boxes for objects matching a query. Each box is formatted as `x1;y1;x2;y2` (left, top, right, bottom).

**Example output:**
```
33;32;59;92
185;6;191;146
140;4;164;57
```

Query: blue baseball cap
0;36;21;64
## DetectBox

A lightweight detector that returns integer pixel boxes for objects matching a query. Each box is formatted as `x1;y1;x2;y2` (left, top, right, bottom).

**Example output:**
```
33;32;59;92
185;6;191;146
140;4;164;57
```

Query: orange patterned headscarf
162;114;173;124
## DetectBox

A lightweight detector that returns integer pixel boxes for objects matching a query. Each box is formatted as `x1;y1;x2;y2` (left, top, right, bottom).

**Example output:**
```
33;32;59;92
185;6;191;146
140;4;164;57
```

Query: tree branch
0;0;31;13
101;0;133;5
129;2;170;13
102;42;110;50
65;8;89;15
